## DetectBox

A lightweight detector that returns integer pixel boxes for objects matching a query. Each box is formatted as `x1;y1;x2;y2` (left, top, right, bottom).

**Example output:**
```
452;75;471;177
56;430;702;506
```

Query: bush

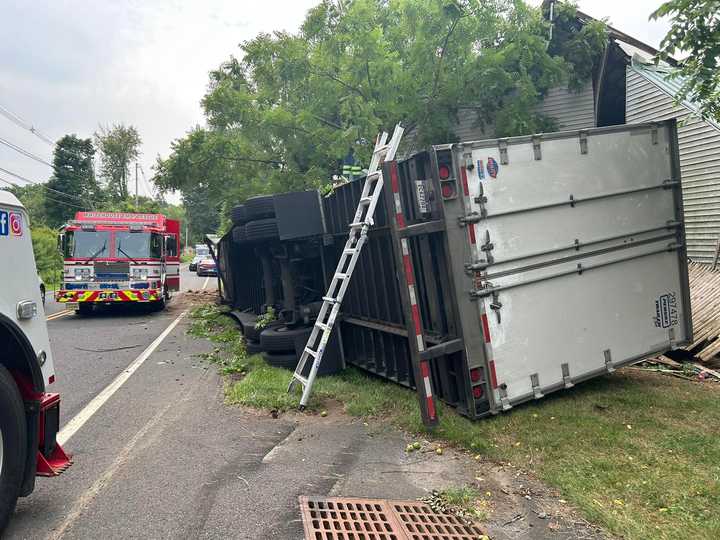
31;226;63;288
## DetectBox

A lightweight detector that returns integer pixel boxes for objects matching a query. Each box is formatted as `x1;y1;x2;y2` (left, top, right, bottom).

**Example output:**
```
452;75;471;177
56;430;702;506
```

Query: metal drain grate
299;496;486;540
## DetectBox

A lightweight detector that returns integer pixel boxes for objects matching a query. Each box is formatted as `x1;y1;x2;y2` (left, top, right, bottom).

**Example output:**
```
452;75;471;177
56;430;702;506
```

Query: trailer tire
232;225;247;244
0;365;27;535
243;320;281;342
245;195;275;220
260;325;312;352
245;339;263;355
262;351;299;370
245;219;279;242
231;204;249;225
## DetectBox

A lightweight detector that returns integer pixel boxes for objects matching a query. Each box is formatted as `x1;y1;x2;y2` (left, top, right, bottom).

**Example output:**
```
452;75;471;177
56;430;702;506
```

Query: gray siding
627;68;720;263
398;81;596;158
535;82;596;131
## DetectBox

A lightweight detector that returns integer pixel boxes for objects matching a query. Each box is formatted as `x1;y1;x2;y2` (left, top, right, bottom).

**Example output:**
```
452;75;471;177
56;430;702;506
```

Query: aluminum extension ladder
288;124;405;409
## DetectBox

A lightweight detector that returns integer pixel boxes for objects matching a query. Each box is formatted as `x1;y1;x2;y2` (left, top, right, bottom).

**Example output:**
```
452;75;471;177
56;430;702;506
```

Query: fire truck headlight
132;268;149;279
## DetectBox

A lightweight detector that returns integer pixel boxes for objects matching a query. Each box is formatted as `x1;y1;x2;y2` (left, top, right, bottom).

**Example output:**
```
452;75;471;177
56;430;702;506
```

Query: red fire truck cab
56;212;180;313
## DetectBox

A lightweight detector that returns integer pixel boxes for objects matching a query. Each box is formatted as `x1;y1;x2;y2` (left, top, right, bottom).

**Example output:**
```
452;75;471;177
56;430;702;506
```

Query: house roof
627;58;720;131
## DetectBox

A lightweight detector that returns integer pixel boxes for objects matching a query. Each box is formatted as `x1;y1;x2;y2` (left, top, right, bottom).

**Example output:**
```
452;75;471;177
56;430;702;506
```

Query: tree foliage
652;0;720;121
95;124;142;200
154;0;606;227
45;135;97;227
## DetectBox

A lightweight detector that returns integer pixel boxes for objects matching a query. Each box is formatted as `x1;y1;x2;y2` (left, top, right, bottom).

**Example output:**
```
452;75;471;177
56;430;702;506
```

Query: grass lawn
190;304;720;540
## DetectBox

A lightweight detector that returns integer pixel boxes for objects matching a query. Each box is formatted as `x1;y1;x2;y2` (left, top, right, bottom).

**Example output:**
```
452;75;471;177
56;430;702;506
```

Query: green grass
190;304;720;540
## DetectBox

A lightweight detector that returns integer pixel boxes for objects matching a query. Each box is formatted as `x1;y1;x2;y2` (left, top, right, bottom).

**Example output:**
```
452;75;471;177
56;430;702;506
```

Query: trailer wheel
262;350;299;370
231;204;249;225
0;365;27;535
232;225;247;244
245;219;279;242
243;320;281;342
245;195;275;220
260;324;313;352
245;339;263;355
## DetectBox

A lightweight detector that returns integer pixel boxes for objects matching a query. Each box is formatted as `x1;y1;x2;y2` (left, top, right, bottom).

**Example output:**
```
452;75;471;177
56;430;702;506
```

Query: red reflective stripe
48;375;55;385
426;395;436;419
468;224;476;244
396;213;406;229
411;304;422;335
88;291;99;301
489;360;498;389
390;161;400;193
460;167;469;196
420;360;430;378
403;255;414;285
481;313;491;343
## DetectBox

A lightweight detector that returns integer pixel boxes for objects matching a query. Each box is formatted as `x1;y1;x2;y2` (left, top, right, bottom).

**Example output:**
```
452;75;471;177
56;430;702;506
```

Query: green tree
45;135;97;227
652;0;720;121
95;124;142;200
5;183;48;226
155;0;606;225
31;225;63;288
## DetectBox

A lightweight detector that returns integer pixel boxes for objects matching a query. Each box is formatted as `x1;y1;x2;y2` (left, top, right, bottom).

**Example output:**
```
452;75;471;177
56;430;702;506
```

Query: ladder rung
334;273;349;280
372;144;390;155
342;248;358;255
349;221;369;229
292;374;308;386
322;296;339;304
316;322;331;333
359;197;372;205
304;347;318;358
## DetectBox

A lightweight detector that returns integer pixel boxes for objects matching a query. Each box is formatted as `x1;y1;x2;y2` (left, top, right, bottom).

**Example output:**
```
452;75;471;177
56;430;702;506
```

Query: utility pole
135;162;139;210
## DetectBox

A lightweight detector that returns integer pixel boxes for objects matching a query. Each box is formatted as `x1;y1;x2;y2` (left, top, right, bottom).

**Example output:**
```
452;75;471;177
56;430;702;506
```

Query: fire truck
56;212;181;313
0;191;72;533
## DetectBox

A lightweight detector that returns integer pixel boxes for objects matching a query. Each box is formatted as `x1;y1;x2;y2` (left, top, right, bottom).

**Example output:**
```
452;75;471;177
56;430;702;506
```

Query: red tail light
470;368;481;382
438;164;451;179
473;386;483;398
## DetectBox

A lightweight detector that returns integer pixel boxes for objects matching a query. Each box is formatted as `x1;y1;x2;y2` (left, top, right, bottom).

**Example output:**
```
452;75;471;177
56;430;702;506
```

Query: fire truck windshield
115;232;162;260
65;230;110;259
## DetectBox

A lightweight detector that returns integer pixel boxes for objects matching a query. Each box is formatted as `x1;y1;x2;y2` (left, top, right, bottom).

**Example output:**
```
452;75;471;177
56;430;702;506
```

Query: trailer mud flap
35;393;72;477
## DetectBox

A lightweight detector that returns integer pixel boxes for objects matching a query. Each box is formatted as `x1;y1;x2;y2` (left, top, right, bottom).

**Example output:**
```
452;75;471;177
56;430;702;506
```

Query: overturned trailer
218;120;692;419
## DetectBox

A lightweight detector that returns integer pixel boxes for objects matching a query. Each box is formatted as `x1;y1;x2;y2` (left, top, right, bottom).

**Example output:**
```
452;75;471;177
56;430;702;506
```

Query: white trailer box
438;120;691;413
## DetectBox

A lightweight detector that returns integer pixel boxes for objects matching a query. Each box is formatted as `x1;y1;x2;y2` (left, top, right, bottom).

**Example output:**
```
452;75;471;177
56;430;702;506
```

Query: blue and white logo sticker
477;160;485;180
487;157;499;179
0;210;8;237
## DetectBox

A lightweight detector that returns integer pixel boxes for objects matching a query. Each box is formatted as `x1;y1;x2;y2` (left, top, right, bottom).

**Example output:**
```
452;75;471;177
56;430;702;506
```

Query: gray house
407;10;720;264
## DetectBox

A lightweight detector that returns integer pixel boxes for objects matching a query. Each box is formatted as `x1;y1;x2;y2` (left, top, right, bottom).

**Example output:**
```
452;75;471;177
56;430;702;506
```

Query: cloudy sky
0;0;671;203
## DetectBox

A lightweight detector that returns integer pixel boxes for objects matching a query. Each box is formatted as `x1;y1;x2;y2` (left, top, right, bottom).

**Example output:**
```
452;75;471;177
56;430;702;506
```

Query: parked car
196;257;217;277
189;244;210;271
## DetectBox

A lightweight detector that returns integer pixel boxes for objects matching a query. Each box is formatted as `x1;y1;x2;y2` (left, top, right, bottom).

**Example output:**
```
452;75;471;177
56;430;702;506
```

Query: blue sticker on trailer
477;160;485;180
487;157;499;178
0;210;7;236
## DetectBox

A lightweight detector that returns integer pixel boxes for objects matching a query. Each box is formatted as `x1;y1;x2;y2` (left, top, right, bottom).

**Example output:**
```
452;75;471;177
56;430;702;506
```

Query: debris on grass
633;357;720;383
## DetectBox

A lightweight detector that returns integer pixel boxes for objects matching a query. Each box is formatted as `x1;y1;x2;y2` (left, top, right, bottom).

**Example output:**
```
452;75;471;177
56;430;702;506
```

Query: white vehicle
0;192;71;533
189;244;210;271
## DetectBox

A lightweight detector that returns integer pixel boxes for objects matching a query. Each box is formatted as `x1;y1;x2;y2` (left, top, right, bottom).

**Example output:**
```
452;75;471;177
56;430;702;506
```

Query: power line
0;176;88;210
0;135;53;167
0;165;98;205
0;103;56;146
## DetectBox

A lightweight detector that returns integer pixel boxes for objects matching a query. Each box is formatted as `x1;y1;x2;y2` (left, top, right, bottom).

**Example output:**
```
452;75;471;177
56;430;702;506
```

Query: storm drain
299;496;486;540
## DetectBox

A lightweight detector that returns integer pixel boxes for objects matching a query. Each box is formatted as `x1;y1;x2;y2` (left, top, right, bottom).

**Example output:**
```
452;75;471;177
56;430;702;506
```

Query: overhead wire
0;165;99;206
0;135;53;167
0;176;89;209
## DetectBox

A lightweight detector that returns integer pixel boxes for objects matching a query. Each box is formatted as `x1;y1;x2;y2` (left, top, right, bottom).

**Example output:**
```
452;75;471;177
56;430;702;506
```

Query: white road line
202;276;210;290
57;310;188;446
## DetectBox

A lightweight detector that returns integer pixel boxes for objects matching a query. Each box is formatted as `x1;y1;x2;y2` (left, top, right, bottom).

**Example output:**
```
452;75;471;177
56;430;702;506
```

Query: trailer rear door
456;122;691;409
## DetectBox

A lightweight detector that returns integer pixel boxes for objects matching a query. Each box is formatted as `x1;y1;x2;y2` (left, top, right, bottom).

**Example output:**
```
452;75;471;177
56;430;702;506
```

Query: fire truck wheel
76;303;93;316
0;365;27;534
151;297;166;312
262;351;299;370
231;204;249;225
245;196;275;220
260;324;313;352
245;219;279;242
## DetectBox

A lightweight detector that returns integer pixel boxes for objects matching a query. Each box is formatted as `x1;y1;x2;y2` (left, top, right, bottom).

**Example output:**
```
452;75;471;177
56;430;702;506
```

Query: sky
0;0;671;205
